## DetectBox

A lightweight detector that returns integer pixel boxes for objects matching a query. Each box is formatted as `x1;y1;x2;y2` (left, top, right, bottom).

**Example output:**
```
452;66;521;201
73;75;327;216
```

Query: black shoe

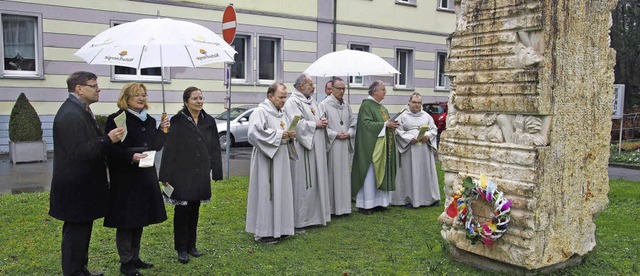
258;237;280;244
428;200;440;207
187;247;202;258
358;208;373;215
294;227;306;234
119;262;142;276
131;259;154;269
177;251;189;264
373;206;388;211
82;267;104;276
405;203;414;209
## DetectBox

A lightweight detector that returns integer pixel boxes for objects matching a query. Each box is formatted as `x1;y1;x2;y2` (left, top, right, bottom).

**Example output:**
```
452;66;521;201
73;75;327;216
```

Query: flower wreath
445;175;512;247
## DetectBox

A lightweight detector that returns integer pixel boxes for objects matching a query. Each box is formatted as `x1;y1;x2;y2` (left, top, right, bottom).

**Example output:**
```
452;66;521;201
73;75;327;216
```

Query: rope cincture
269;158;273;201
304;149;312;189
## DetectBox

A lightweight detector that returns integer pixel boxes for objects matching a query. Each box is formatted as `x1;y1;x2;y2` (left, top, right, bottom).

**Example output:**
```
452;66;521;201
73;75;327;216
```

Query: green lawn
1;165;638;275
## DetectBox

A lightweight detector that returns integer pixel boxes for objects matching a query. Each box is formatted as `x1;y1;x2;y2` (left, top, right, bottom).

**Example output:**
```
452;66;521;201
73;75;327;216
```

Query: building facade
0;0;455;152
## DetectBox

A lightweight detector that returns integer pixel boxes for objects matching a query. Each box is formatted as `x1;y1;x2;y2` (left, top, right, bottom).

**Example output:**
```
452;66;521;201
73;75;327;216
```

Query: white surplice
318;95;356;215
245;99;295;239
283;89;331;227
391;110;440;207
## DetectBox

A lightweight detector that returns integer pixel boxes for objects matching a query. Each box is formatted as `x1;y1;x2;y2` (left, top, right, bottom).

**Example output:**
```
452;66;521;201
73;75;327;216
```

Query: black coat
159;108;223;201
104;110;168;228
49;96;111;222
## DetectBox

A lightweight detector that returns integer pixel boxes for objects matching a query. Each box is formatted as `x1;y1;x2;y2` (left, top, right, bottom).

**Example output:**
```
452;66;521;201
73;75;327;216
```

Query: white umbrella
304;49;399;77
303;49;399;102
74;17;237;111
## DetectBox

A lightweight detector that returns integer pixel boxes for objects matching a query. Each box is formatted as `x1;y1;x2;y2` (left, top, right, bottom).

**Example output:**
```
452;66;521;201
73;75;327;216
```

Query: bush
8;93;43;142
620;140;640;151
94;115;108;133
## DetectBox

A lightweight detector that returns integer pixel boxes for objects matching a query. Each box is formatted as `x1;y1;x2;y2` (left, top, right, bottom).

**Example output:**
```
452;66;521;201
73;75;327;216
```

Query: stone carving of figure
484;114;550;146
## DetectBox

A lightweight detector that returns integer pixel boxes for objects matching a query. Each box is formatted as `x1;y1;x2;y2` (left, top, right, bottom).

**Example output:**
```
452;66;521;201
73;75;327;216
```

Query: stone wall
439;0;617;270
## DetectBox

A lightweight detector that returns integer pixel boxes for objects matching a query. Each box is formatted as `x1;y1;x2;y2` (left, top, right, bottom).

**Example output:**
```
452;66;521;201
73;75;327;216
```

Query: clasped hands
410;134;431;145
316;117;328;129
282;131;297;140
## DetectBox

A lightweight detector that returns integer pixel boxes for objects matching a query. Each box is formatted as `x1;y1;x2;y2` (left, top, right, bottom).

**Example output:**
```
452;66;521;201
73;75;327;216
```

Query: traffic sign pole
225;64;231;179
222;4;236;180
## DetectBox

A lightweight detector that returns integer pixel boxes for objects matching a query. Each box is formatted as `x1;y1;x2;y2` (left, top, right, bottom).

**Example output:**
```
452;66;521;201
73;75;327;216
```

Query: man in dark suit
49;71;124;276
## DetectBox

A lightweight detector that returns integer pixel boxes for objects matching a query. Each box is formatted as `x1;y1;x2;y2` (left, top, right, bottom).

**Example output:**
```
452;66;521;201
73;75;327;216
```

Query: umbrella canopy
303;49;400;77
74;18;236;69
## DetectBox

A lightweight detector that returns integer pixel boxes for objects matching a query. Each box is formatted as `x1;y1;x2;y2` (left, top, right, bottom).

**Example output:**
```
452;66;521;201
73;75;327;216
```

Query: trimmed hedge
95;114;108;133
8;93;43;142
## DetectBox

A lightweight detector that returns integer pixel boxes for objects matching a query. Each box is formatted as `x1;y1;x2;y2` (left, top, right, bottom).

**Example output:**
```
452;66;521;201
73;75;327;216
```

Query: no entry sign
222;5;236;44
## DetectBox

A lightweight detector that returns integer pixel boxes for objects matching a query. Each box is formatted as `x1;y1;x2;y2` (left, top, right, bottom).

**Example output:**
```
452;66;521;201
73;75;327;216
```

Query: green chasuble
351;98;396;197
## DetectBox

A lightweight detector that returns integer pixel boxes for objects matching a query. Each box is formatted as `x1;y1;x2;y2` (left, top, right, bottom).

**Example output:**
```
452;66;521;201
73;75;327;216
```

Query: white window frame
1;11;43;79
435;51;449;90
438;0;454;11
348;44;370;87
396;0;417;6
394;48;413;89
230;35;251;84
110;21;165;82
257;36;281;84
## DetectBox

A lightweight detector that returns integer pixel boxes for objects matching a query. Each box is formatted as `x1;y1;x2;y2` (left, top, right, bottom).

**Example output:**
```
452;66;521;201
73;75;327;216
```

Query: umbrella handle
161;112;168;133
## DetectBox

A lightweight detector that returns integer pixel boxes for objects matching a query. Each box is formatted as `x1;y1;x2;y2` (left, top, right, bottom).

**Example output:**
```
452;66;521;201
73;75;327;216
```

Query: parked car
423;102;448;135
215;105;257;149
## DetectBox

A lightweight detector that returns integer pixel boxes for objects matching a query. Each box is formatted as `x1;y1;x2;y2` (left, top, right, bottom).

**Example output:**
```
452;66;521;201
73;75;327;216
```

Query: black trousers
61;221;93;276
116;227;143;263
173;201;200;252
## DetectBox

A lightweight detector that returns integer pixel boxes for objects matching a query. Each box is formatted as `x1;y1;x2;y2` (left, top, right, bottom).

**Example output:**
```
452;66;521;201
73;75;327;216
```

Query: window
2;13;42;78
396;0;417;5
111;22;163;81
258;37;280;84
230;35;249;82
395;49;413;89
436;52;449;90
438;0;454;10
349;44;370;86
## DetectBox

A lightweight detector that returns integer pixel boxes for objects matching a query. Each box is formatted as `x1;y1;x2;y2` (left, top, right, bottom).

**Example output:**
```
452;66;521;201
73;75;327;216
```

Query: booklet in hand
113;111;128;142
161;182;174;197
416;125;430;141
138;150;156;168
288;115;301;132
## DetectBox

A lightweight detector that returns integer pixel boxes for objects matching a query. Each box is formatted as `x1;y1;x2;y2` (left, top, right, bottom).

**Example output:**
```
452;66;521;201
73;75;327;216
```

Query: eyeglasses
81;83;99;90
132;93;147;98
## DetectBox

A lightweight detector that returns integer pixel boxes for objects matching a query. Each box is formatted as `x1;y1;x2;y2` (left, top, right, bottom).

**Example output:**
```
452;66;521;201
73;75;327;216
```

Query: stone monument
438;0;617;273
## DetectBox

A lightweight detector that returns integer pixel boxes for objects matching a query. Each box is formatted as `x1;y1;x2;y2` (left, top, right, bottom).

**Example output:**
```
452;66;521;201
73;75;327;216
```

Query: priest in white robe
318;77;355;216
245;83;296;244
283;74;331;231
392;92;440;208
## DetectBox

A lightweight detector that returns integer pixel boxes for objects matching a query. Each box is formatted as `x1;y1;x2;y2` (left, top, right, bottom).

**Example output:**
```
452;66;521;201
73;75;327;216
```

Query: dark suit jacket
159;108;222;201
49;95;111;222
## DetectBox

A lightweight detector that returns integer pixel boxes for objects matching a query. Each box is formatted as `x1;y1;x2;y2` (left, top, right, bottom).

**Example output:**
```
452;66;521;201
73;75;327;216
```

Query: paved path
1;147;638;194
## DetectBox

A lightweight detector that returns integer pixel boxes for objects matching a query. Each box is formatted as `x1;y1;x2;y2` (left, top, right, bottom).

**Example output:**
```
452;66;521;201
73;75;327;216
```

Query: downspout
333;0;337;52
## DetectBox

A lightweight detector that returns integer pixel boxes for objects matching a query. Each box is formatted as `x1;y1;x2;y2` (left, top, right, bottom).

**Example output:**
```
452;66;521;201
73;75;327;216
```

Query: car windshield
215;108;248;120
425;105;444;114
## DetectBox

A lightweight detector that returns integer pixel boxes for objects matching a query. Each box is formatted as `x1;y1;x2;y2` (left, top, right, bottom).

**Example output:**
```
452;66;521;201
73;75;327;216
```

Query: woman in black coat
159;86;223;264
104;83;168;276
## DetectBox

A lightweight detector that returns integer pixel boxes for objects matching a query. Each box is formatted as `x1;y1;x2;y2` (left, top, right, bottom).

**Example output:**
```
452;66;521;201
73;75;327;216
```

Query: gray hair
409;92;422;101
293;74;309;90
368;80;384;95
